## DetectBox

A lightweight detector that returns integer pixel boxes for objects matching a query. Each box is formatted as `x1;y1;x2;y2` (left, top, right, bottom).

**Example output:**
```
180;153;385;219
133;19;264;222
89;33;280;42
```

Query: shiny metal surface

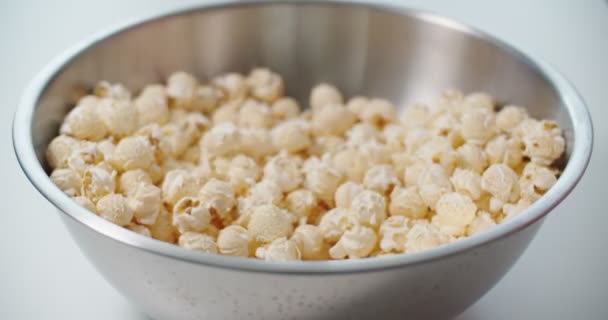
12;1;592;319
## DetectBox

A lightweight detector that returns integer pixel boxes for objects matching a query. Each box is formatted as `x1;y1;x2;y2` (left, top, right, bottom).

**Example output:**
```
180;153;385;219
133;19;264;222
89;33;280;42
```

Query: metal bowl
12;1;592;319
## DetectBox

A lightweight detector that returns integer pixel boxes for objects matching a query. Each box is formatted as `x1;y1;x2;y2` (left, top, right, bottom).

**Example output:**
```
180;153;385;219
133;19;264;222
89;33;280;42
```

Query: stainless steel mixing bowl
12;1;593;319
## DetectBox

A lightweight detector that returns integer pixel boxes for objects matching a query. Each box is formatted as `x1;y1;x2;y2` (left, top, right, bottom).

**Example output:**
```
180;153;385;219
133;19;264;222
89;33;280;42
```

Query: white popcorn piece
255;237;301;261
238;99;274;129
128;183;161;225
271;97;300;120
359;98;397;126
304;157;343;205
178;232;218;253
379;215;410;253
96;98;139;138
199;122;242;158
502;199;532;221
519;162;558;202
212;100;241;125
213;73;249;100
406;220;448;253
350;189;387;228
172;197;211;234
60;99;107;141
81;164;117;202
485;135;524;168
65;141;103;174
238;180;284;220
291;224;326;260
94;81;131;100
450;168;482;200
46;135;81;169
462;92;495;112
225;154;261;194
239;127;275;160
481;164;519;202
309;135;346;157
363;164;402;194
271;119;311;153
432;192;477;237
318;208;358;243
96;139;116;161
198;178;236;220
402;159;427;187
149;207;178;244
388;186;428;219
496;105;528;133
359;140;393;167
346;96;369;116
332;147;368;183
522;120;565;165
400;103;432;129
382;124;405;151
263;153;303;192
50;168;82;197
404;127;431;154
467;211;497;236
346;123;380;146
110;136;156;171
329;225;377;259
96;193;133;226
166;71;197;109
456;143;488;174
417;164;452;210
310;83;343;112
191;85;224;113
312;103;357;136
460;108;496;145
246;68;284;103
161;169;200;207
217;225;251;257
284;189;318;225
247;204;294;244
135;84;170;126
72;196;96;213
334;181;365;209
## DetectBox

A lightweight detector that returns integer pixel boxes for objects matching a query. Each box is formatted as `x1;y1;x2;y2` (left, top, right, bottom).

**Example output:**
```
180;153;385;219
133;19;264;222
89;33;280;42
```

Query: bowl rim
12;0;593;274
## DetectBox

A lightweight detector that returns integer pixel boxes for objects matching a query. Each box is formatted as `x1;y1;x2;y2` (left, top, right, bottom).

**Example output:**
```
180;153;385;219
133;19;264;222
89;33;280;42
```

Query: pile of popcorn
47;68;565;261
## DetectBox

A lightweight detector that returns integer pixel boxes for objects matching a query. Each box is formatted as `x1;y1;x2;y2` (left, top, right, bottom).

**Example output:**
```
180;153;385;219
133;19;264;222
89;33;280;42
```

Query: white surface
1;0;606;319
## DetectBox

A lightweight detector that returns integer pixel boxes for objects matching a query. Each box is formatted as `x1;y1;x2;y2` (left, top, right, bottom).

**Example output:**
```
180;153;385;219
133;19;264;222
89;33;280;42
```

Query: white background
1;0;607;319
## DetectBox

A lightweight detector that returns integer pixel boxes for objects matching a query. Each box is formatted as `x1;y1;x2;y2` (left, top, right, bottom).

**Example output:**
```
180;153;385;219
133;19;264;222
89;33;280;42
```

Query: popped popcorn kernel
246;68;284;103
217;225;251;257
363;165;401;195
263;153;303;192
128;183;161;225
96;98;139;138
318;208;358;243
60;99;107;141
329;225;377;259
432;192;477;237
334;181;365;209
135;84;170;126
247;204;294;244
198;178;236;220
467;211;497;236
481;164;519;202
406;220;448;253
312;103;357;136
291;224;326;260
96;193;133;226
110;136;156;171
284;189;318;225
46;135;81;170
388;186;428;219
72;196;96;213
350;190;387;228
310;83;343;112
271;119;311;153
161;169;200;207
255;237;301;261
379;215;410;253
178;232;218;253
172;196;211;234
50;168;82;197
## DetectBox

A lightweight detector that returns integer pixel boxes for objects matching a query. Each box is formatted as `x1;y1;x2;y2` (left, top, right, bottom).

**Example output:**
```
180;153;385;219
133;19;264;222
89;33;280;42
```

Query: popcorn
198;178;236;220
217;225;251;257
467;211;496;236
432;192;477;237
172;197;211;233
161;169;200;207
312;103;357;136
128;183;161;225
450;168;482;200
334;181;365;209
110;136;156;171
271;119;311;153
246;68;284;103
481;164;519;202
60;99;107;141
96;193;133;226
50;168;82;196
135;84;170;126
48;70;565;261
318;208;358;243
263;153;303;192
271;97;300;120
255;237;301;261
238;99;273;128
388;186;428;219
46;135;81;169
310;83;343;112
284;189;318;225
178;232;218;253
329;225;377;259
247;204;294;244
350;190;386;228
379;215;410;253
363;165;401;194
291;224;326;260
96;98;139;138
